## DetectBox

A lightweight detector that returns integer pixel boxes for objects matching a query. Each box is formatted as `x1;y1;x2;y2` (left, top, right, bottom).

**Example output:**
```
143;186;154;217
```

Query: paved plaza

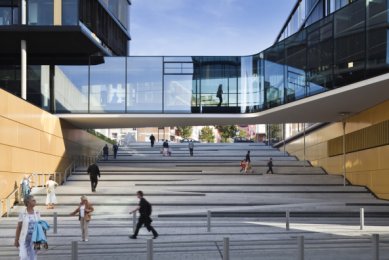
1;143;389;259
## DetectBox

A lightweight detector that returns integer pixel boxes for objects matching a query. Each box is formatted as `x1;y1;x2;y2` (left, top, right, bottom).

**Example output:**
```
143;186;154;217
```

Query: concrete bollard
372;234;379;260
286;211;290;231
53;212;58;234
360;208;364;230
223;237;230;260
133;211;137;233
147;239;153;260
297;236;304;260
71;241;78;260
207;210;211;232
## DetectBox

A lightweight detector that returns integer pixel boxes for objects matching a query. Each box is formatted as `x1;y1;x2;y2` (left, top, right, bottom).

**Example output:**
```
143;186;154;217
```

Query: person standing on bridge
149;134;155;147
188;140;194;156
103;144;109;160
266;157;274;174
216;84;223;107
129;191;158;239
87;163;100;192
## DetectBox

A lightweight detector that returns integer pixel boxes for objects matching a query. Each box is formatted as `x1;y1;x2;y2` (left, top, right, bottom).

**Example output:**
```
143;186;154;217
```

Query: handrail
2;186;19;217
273;123;330;148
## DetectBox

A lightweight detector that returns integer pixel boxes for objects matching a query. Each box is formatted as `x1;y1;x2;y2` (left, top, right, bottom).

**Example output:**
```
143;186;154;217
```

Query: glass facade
278;0;357;42
1;0;389;116
44;0;389;115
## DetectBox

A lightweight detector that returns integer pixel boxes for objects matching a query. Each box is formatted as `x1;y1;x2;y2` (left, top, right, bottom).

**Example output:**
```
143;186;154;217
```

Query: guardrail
1;149;104;218
68;234;382;260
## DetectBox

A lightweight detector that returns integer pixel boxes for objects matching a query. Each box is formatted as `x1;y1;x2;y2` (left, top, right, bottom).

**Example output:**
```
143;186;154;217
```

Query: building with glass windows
1;0;389;201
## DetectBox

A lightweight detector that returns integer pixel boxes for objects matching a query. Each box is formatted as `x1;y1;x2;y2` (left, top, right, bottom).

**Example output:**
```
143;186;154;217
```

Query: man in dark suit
129;191;158;239
87;163;100;192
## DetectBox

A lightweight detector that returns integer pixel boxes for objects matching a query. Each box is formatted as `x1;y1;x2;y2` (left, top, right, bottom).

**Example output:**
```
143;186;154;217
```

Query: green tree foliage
238;129;247;138
269;124;281;139
199;126;215;143
176;126;193;139
216;125;238;142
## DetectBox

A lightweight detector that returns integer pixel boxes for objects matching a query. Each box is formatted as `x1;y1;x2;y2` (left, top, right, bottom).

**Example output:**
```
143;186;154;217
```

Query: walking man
113;143;118;159
87;163;100;192
149;134;155;147
266;158;274;174
188;140;194;156
129;191;158;239
103;144;109;160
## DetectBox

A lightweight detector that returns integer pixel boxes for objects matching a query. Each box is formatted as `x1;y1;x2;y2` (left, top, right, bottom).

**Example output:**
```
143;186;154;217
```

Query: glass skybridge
1;0;389;115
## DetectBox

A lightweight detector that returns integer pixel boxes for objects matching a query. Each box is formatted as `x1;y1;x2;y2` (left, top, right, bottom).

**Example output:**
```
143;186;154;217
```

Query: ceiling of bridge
57;73;389;128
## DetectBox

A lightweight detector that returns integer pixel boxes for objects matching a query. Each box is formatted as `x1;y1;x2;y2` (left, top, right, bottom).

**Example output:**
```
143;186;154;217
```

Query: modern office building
1;0;389;202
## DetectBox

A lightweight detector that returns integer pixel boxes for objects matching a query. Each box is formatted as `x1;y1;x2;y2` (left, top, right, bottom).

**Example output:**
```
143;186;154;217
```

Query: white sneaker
84;239;88;242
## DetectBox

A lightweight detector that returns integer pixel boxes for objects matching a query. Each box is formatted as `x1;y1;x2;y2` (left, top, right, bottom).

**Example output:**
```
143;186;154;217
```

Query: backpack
144;200;152;217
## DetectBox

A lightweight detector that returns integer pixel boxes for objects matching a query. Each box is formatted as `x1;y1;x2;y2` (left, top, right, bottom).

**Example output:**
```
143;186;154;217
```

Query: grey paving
1;142;389;260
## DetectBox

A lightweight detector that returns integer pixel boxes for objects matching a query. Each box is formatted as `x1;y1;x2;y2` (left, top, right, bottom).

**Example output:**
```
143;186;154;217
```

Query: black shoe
153;234;158;239
129;235;137;239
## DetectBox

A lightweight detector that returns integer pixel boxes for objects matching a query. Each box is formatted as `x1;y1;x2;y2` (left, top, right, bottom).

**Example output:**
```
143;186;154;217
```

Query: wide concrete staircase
1;143;389;259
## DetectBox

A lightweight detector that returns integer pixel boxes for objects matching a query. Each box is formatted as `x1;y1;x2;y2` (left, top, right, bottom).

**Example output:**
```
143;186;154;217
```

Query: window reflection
127;57;163;113
90;57;126;113
28;0;53;25
55;65;89;113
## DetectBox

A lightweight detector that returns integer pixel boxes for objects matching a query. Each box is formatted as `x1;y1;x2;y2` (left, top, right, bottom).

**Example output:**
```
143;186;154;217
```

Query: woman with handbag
14;195;40;260
70;195;94;242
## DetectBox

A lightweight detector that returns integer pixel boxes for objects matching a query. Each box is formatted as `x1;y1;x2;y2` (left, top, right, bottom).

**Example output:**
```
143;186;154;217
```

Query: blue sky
130;0;295;56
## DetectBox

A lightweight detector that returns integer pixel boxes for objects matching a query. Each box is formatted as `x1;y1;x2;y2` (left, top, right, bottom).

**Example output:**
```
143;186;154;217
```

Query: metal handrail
3;187;19;217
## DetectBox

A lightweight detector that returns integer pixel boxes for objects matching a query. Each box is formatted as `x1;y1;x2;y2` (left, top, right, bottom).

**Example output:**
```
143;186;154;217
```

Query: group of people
240;151;274;174
15;147;160;260
149;134;195;157
103;143;119;160
15;183;158;259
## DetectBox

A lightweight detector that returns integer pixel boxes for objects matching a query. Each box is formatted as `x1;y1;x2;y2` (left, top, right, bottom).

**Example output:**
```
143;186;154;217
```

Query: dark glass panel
366;0;389;77
285;30;307;101
334;0;365;86
306;15;333;94
264;42;285;108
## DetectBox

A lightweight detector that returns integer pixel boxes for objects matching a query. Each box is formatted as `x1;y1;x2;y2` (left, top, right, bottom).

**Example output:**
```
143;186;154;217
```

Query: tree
216;125;238;142
238;129;247;138
199;126;215;143
176;126;193;139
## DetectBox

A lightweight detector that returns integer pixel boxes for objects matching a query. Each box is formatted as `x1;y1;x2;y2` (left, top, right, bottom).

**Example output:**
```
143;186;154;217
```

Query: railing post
297;236;304;260
6;198;10;217
372;234;379;260
223;237;230;260
286;211;290;231
53;212;58;234
207;210;211;232
360;208;364;230
146;239;153;260
71;241;78;260
133;211;137;233
34;174;38;188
